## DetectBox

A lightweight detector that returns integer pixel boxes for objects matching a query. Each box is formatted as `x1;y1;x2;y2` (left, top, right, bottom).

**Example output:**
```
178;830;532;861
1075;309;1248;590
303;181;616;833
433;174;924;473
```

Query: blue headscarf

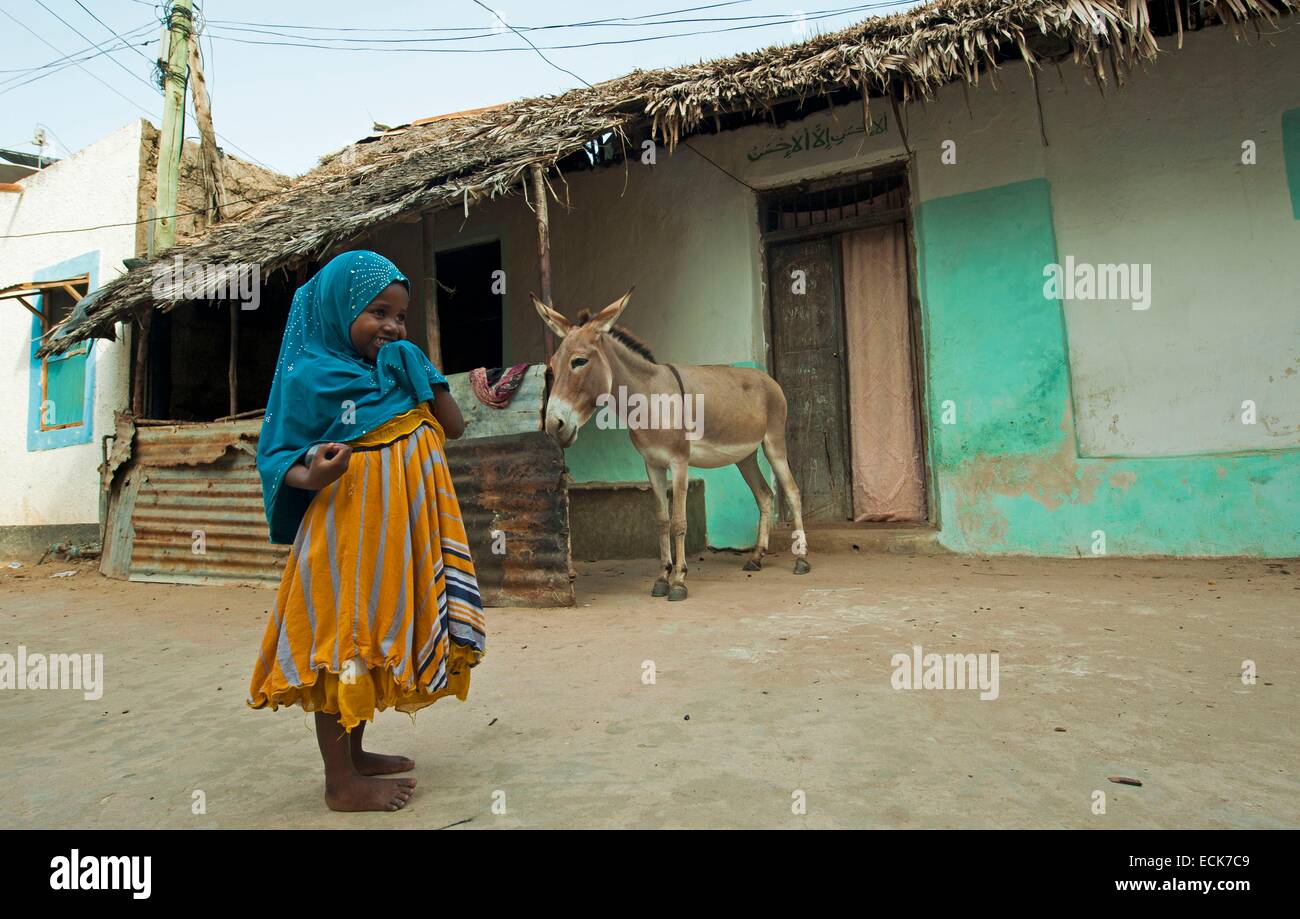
257;250;448;544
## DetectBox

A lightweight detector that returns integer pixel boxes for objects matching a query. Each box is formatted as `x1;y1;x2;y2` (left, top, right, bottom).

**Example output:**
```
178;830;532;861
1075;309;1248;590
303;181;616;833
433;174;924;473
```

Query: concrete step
763;523;949;556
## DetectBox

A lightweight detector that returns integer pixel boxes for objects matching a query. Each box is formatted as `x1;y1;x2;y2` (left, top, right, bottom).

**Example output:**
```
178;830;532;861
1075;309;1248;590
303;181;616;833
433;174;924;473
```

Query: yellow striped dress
248;402;485;731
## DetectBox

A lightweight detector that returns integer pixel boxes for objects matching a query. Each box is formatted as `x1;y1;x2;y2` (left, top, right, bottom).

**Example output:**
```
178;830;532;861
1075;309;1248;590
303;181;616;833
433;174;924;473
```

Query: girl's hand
307;443;352;489
285;443;353;491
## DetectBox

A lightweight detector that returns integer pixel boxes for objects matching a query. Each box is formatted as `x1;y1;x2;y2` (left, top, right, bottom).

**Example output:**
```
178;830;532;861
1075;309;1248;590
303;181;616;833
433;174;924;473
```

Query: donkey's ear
531;293;571;338
589;288;634;333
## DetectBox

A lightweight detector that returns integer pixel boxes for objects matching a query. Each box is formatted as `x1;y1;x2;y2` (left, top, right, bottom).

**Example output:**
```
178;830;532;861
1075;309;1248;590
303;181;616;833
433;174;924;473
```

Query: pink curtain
840;224;926;523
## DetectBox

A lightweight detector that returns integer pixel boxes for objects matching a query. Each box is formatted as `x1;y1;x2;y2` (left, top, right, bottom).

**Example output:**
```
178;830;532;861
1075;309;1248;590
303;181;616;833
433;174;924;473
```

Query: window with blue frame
16;252;100;451
35;283;91;431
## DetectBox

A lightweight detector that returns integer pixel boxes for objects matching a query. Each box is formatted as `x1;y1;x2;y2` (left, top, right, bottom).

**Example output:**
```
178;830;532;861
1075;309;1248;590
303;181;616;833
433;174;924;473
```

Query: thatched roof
40;0;1296;355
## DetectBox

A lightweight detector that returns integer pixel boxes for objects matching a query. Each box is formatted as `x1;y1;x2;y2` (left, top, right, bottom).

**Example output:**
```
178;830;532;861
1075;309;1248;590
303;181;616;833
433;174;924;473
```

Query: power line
73;0;158;67
202;2;760;34
469;0;592;89
202;1;910;40
206;5;846;43
199;4;910;54
0;185;294;239
0;24;156;94
0;37;158;94
0;8;161;118
0;7;274;174
0;22;154;74
33;0;160;97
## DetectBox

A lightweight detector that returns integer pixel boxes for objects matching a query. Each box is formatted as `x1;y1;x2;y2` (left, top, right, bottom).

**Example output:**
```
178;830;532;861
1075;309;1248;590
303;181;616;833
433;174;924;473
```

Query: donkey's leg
736;450;773;571
667;460;691;601
763;433;811;574
645;461;672;598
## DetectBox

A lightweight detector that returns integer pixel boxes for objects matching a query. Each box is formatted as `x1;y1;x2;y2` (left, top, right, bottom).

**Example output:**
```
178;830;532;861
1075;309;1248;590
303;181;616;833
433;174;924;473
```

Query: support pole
132;308;151;416
228;305;239;415
135;0;191;416
154;0;191;253
421;210;443;369
529;164;555;358
185;16;226;225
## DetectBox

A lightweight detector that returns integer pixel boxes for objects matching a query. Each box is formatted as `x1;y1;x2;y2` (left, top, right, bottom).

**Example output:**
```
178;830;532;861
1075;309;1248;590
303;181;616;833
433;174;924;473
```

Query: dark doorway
144;268;302;420
436;240;504;374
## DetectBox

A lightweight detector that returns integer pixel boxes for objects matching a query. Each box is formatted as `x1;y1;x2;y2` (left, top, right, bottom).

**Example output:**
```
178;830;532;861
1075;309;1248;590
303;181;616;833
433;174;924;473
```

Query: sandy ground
1;547;1297;829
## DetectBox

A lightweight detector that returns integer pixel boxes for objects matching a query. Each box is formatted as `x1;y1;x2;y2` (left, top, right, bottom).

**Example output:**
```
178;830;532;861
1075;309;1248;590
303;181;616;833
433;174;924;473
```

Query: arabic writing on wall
747;114;888;162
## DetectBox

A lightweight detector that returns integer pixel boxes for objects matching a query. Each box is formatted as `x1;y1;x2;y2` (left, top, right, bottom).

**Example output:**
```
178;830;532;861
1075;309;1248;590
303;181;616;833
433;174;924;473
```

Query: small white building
0;120;285;558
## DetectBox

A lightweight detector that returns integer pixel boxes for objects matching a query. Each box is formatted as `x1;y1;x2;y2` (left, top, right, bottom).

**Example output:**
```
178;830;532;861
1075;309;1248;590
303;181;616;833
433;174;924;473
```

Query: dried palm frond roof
40;0;1296;355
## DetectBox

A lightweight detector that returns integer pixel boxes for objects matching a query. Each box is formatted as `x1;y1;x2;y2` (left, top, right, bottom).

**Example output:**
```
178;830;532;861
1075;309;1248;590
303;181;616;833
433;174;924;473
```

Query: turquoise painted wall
1284;108;1300;220
564;360;774;550
916;179;1300;556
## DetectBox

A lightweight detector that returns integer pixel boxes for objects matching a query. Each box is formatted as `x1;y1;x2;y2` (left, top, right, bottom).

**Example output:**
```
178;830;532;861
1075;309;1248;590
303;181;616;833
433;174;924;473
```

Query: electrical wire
0;21;155;74
202;2;761;34
0;8;162;118
0;24;156;97
197;3;912;53
468;0;592;88
1;8;276;172
73;0;157;66
32;0;161;97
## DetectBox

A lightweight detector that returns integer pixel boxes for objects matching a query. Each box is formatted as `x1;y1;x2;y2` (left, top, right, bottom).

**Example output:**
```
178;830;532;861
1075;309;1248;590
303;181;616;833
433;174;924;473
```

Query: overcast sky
0;0;919;177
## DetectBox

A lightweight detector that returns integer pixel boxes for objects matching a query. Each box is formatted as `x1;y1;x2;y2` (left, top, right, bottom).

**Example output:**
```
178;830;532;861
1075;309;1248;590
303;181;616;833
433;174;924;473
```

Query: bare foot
325;775;417;812
353;750;416;776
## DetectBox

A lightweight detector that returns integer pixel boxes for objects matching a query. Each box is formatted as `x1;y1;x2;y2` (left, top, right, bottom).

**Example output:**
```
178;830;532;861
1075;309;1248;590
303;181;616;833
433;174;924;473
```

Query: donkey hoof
651;578;670;598
793;558;811;575
742;559;762;572
667;585;688;601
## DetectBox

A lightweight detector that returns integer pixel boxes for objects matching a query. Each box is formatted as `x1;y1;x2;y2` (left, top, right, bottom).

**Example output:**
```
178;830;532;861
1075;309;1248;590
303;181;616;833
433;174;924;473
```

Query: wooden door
767;237;851;521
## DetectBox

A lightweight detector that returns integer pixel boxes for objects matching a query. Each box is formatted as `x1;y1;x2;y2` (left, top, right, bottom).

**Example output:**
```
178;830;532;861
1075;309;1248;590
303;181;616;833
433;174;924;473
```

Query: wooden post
133;0;190;417
154;0;191;253
132;205;157;416
132;309;152;415
185;17;226;225
421;210;443;369
529;164;555;357
186;22;236;412
228;304;239;415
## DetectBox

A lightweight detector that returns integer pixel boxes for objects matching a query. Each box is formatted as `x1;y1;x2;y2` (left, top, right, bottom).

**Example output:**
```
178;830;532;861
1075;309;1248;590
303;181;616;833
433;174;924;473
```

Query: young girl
249;249;485;813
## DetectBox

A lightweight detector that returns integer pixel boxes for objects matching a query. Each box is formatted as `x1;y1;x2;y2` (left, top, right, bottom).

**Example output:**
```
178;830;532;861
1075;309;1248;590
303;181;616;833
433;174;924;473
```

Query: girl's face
350;282;409;361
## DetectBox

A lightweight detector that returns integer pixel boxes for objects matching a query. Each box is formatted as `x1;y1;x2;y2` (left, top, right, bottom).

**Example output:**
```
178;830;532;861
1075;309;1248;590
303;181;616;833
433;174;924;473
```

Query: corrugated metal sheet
101;419;288;588
445;431;573;607
132;418;260;467
101;419;574;605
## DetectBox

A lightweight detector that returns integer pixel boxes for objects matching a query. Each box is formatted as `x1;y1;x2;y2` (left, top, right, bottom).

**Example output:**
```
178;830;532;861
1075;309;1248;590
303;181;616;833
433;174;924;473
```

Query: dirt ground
2;547;1297;829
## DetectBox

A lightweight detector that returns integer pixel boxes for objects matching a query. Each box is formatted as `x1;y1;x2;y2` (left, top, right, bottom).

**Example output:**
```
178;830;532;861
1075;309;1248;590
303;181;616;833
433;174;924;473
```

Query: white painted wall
0;121;140;527
687;23;1300;458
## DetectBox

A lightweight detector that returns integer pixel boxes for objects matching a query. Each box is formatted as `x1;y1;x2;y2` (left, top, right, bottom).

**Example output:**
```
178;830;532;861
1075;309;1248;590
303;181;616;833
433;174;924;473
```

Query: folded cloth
470;363;531;408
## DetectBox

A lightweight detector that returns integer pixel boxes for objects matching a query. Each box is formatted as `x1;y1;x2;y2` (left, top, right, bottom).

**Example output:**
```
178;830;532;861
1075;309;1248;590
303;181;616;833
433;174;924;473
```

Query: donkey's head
533;290;634;448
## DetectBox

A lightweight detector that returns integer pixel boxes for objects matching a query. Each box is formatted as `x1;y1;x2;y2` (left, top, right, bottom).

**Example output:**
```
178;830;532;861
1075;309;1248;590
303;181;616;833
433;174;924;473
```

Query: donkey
533;290;809;601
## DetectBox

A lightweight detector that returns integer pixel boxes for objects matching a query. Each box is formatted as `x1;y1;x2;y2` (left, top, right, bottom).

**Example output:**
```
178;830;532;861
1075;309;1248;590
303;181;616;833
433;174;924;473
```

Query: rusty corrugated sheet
101;419;288;588
445;431;573;607
132;418;260;467
101;420;573;605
